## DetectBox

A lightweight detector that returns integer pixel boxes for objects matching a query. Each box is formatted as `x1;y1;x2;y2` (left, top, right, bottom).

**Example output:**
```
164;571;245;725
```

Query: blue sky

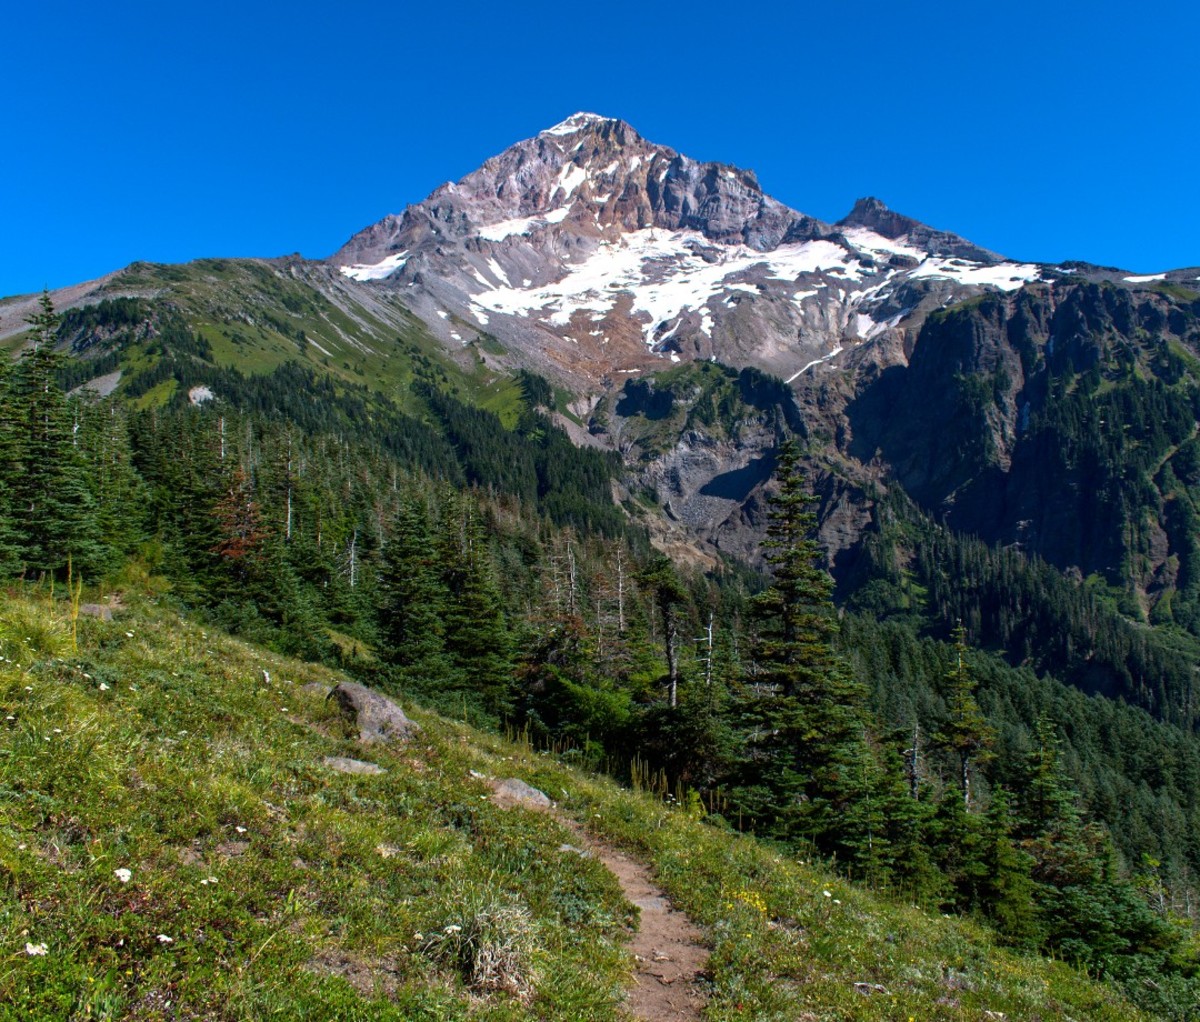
3;0;1197;296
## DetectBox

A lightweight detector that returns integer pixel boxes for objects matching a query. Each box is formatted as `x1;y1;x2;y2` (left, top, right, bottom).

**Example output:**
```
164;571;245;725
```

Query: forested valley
4;293;1200;1017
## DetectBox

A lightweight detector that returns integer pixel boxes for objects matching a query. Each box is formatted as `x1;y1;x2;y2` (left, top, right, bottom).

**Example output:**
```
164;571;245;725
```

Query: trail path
559;817;708;1020
490;781;709;1020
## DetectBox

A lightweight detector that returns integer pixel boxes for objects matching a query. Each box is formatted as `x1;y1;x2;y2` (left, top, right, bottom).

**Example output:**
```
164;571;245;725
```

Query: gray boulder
492;778;552;810
328;682;420;744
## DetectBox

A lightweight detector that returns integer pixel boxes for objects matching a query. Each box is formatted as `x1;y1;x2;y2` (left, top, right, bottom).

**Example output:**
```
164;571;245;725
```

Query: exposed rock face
845;279;1200;595
328;682;420;745
329;113;1046;390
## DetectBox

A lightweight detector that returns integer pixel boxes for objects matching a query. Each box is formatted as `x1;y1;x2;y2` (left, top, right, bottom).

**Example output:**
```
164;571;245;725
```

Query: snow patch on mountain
909;257;1041;291
787;345;844;383
554;163;588;200
339;251;409;281
471;230;885;346
541;112;611;137
840;227;926;262
478;206;572;241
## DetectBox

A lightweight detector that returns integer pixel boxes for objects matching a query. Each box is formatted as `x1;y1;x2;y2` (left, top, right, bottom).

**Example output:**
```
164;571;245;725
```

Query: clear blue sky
3;0;1198;296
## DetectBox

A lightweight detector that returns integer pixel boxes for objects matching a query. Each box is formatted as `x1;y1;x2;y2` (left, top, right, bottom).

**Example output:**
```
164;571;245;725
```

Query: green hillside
0;587;1155;1021
50;258;526;423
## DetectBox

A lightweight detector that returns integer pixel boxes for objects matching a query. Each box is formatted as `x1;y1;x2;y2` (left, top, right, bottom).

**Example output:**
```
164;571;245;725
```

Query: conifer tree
9;292;103;576
378;497;449;685
0;348;23;576
936;622;996;808
639;555;689;708
439;493;514;719
738;438;874;856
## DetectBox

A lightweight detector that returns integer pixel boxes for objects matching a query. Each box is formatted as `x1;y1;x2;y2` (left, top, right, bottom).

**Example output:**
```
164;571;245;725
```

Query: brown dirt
564;819;709;1020
488;780;708;1020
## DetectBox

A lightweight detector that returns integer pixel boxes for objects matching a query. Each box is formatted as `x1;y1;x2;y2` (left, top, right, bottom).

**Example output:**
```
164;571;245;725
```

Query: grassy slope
93;259;527;423
0;588;1147;1021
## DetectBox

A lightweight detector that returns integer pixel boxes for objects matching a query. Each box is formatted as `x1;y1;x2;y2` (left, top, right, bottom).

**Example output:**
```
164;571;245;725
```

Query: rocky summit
330;113;1050;388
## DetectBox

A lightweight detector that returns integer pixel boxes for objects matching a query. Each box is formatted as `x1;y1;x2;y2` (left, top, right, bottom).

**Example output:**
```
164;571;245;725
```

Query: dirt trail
489;780;708;1019
562;818;709;1020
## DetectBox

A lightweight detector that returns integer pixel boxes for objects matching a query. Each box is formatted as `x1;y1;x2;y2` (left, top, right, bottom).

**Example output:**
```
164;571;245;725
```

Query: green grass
0;587;1153;1020
97;259;493;414
130;378;178;410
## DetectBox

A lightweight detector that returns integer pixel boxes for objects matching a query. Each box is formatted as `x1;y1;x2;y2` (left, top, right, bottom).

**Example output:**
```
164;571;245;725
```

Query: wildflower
823;890;832;898
413;932;423;941
25;942;48;956
114;868;132;883
235;826;247;834
156;934;174;944
125;632;134;638
98;683;109;691
52;728;62;734
200;877;218;886
444;924;462;934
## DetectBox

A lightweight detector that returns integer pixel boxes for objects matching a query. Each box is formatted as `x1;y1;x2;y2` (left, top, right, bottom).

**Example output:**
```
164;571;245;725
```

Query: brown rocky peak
839;196;918;239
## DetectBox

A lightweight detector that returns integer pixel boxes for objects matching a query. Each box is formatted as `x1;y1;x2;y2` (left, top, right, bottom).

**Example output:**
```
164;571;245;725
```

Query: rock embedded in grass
322;755;387;775
327;681;421;744
491;777;552;809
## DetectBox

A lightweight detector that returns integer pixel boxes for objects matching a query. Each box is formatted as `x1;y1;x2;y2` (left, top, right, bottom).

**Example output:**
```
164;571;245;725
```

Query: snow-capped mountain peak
540;112;620;137
330;117;1047;385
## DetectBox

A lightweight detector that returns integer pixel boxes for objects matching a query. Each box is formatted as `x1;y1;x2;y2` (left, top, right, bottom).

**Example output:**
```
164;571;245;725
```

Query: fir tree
439;493;514;720
935;622;996;808
639;555;689;708
378;497;449;685
0;348;24;576
738;439;874;857
9;292;103;576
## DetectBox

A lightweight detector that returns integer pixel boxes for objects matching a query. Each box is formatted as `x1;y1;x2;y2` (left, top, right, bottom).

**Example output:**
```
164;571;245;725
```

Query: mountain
328;112;1049;388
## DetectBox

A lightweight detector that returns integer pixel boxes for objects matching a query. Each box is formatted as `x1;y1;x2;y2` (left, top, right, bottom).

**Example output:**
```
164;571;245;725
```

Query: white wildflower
235;826;247;834
823;890;832;898
98;683;109;691
114;868;132;883
444;924;462;934
156;934;174;944
125;632;134;638
24;942;48;956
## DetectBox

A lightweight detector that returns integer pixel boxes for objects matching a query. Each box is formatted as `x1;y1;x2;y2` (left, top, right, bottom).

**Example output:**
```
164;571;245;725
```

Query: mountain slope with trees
3;291;1200;1016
